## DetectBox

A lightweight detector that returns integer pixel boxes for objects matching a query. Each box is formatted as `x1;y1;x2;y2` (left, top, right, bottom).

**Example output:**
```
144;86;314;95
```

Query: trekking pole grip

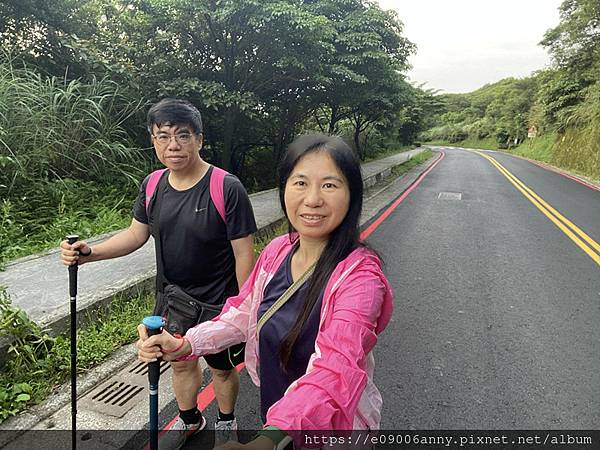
143;316;164;385
66;234;79;297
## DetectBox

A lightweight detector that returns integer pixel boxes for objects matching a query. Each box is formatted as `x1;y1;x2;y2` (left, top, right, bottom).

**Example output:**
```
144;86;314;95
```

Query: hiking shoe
159;415;206;450
213;417;238;447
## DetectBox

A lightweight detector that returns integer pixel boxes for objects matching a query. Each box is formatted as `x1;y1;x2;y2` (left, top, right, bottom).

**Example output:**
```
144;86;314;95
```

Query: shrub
0;54;149;196
0;54;150;264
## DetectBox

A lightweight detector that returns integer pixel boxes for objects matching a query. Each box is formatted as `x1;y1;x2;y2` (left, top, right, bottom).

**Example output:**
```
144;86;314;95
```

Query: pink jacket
185;234;393;438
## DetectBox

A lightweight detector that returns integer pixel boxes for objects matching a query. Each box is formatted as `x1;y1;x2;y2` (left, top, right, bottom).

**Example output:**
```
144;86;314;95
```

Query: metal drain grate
79;360;171;417
80;378;145;418
128;360;172;381
438;192;462;200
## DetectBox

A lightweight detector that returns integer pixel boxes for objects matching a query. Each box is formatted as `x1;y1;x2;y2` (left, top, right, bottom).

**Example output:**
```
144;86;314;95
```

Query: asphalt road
371;147;599;429
186;146;599;445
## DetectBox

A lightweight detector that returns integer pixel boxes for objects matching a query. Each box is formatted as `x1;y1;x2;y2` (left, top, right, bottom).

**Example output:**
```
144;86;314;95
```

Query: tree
394;84;444;145
1;0;419;179
540;0;600;129
121;0;335;171
541;0;600;75
0;0;106;78
306;1;414;139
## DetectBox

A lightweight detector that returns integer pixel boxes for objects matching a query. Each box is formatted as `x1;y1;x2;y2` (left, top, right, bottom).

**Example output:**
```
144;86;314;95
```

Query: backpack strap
144;166;227;224
145;168;168;214
209;166;228;224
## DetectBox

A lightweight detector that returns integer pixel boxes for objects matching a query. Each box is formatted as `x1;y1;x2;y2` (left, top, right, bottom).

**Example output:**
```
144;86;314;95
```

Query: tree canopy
0;0;423;190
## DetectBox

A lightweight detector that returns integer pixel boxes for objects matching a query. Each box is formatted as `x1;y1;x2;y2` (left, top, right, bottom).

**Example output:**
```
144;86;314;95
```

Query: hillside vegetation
420;0;600;181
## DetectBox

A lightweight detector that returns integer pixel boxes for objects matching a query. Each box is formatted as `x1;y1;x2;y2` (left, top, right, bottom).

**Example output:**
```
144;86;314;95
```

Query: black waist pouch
157;284;222;336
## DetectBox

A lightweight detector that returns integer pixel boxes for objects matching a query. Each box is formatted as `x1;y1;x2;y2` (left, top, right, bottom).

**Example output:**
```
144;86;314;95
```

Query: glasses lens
176;134;192;144
155;135;170;146
154;133;193;146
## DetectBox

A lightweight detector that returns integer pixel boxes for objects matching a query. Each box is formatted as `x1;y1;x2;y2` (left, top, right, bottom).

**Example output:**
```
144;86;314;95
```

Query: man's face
151;123;203;172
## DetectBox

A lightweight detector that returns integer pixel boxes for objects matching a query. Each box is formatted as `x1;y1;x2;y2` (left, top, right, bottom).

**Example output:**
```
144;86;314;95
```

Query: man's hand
136;325;192;362
59;218;151;267
60;239;92;266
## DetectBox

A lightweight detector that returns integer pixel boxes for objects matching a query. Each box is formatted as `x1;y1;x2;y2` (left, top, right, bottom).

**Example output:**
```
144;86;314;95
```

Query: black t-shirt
132;166;257;304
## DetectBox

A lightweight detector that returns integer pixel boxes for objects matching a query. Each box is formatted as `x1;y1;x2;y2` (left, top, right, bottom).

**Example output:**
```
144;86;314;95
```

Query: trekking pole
143;316;165;450
66;234;80;450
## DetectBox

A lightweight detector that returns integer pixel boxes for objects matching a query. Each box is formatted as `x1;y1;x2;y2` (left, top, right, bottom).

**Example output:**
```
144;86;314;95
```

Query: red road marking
476;148;600;192
526;158;600;192
150;150;445;440
361;151;445;240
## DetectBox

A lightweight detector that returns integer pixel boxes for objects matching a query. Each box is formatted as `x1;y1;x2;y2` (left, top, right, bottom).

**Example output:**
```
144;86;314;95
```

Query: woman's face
284;151;350;243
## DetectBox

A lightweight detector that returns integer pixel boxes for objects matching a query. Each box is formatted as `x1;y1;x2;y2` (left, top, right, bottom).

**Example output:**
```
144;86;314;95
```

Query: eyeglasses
152;132;195;146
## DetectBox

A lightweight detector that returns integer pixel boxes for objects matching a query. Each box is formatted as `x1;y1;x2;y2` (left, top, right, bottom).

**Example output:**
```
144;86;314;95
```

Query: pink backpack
144;166;228;223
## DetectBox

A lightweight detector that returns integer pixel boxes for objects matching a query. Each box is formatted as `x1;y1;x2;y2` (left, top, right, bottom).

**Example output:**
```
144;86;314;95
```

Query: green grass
254;220;289;256
0;180;135;267
394;149;433;175
425;137;499;150
457;137;500;150
364;149;433;196
0;287;153;422
509;133;556;163
0;56;147;194
363;143;417;162
0;54;149;268
552;124;600;181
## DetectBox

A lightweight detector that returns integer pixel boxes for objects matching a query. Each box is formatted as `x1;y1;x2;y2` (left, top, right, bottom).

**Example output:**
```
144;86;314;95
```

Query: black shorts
204;342;245;370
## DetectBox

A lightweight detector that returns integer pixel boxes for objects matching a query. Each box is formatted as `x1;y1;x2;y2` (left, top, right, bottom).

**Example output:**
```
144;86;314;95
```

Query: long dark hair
277;133;364;368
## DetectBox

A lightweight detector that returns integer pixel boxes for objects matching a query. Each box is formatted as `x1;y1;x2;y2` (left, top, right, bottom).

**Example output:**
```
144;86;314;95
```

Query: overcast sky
377;0;563;93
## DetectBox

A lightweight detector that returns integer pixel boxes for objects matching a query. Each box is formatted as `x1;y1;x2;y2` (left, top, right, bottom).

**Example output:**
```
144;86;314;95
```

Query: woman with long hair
137;133;394;449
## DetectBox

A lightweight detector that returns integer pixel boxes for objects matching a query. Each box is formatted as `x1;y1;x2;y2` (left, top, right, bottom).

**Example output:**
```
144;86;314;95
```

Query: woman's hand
136;324;192;362
213;435;275;450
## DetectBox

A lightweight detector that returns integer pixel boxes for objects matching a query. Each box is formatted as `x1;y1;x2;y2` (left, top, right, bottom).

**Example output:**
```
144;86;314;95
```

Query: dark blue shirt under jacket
257;246;324;423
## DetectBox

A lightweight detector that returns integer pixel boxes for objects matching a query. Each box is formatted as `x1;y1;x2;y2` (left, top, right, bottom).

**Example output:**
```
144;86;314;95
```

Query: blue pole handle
143;316;164;386
143;316;164;450
143;316;165;334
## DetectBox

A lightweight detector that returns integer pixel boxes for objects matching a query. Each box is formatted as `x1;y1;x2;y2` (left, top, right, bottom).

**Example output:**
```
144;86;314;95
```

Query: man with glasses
60;98;257;449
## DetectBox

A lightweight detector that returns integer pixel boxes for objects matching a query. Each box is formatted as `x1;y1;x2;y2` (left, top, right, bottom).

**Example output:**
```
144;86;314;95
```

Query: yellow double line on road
474;150;600;267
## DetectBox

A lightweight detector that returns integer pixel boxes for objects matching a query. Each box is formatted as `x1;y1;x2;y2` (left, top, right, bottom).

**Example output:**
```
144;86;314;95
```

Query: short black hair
147;98;203;135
